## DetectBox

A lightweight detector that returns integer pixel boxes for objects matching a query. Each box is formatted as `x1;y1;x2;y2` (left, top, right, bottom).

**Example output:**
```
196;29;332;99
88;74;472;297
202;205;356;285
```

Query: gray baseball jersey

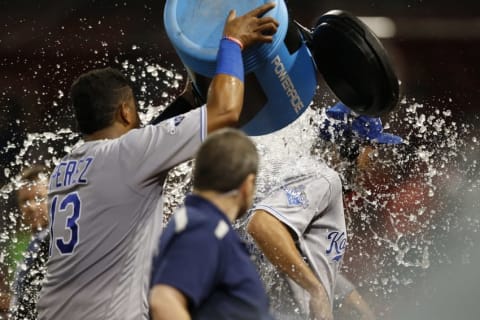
250;156;347;319
333;273;355;310
37;106;206;320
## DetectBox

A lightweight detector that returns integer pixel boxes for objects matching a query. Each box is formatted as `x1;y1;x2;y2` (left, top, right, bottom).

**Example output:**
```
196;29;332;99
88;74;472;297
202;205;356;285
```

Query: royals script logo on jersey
326;231;346;262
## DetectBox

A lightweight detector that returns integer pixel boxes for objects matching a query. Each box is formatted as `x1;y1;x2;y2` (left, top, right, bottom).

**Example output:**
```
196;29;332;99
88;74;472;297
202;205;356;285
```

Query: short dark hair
193;128;259;192
70;67;132;134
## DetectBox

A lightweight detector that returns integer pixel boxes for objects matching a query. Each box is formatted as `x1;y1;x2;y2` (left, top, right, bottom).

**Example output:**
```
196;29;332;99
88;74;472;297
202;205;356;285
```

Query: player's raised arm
206;3;278;133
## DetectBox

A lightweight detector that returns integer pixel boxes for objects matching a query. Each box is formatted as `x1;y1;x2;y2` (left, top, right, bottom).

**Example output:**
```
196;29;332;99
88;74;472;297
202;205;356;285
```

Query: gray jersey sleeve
119;106;206;187
252;168;346;307
254;174;332;237
334;273;355;308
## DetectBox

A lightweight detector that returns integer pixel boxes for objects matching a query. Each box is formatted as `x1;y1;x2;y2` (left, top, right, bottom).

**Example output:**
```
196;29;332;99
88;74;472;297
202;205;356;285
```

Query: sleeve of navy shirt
150;211;221;308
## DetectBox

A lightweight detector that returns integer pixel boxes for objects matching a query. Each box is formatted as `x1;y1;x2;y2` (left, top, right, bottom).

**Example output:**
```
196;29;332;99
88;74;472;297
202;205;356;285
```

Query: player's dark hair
70;67;132;134
193;128;259;192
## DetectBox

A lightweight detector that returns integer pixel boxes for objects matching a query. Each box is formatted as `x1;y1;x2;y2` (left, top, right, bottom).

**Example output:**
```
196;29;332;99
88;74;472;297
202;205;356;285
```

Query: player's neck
84;124;131;141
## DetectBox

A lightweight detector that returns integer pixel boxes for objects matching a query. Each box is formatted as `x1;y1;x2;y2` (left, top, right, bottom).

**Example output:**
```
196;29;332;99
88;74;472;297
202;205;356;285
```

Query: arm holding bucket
153;3;278;130
206;3;278;133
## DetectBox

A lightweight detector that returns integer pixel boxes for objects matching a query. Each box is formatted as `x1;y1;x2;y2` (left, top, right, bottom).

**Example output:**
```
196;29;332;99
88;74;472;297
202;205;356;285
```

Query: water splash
162;95;480;312
0;58;184;311
1;52;478;318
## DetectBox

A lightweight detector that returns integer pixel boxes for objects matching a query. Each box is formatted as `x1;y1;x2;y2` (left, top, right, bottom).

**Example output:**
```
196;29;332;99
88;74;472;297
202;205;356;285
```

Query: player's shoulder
313;162;342;186
172;206;232;242
121;108;197;142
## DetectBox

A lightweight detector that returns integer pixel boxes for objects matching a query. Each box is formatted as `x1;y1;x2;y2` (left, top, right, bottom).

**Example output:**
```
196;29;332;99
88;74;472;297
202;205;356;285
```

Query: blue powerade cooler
163;0;318;136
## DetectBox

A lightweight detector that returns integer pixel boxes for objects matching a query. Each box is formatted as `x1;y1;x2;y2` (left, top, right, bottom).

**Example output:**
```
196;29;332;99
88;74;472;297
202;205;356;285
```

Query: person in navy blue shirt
149;128;273;320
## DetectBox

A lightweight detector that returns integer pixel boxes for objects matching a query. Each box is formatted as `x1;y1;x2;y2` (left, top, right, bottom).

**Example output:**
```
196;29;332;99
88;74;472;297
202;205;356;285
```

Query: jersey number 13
49;192;82;255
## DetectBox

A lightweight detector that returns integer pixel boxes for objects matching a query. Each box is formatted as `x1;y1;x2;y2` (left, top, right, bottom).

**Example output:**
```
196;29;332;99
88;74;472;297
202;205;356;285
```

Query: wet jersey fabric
151;195;274;320
333;273;355;310
244;118;347;319
37;106;206;320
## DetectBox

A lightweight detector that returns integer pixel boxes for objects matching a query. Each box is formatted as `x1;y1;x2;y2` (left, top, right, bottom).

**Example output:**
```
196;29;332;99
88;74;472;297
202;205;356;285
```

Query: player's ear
240;173;256;198
118;102;130;126
118;101;139;128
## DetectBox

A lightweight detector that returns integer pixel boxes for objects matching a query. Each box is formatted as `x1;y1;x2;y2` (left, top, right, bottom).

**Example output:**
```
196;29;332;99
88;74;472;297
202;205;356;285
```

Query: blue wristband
215;38;244;82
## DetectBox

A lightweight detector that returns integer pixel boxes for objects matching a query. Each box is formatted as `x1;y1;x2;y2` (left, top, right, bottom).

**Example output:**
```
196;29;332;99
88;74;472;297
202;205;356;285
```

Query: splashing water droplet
146;65;156;73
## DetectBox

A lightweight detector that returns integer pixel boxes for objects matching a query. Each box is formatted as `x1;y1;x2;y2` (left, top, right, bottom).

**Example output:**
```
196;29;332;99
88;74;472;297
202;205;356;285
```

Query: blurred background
0;0;479;319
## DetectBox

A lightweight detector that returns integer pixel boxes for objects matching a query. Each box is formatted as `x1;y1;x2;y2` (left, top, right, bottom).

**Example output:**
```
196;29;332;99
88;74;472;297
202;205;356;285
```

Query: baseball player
321;103;404;320
150;128;273;320
247;151;345;320
246;102;402;320
37;4;279;320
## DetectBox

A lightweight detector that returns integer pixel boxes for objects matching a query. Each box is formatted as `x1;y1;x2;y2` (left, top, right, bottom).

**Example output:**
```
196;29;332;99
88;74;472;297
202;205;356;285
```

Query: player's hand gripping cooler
162;0;399;135
164;0;316;136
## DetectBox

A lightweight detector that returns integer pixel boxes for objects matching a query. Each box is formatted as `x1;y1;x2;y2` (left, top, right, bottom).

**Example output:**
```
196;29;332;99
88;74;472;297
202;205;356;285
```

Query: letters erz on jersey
50;157;94;190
